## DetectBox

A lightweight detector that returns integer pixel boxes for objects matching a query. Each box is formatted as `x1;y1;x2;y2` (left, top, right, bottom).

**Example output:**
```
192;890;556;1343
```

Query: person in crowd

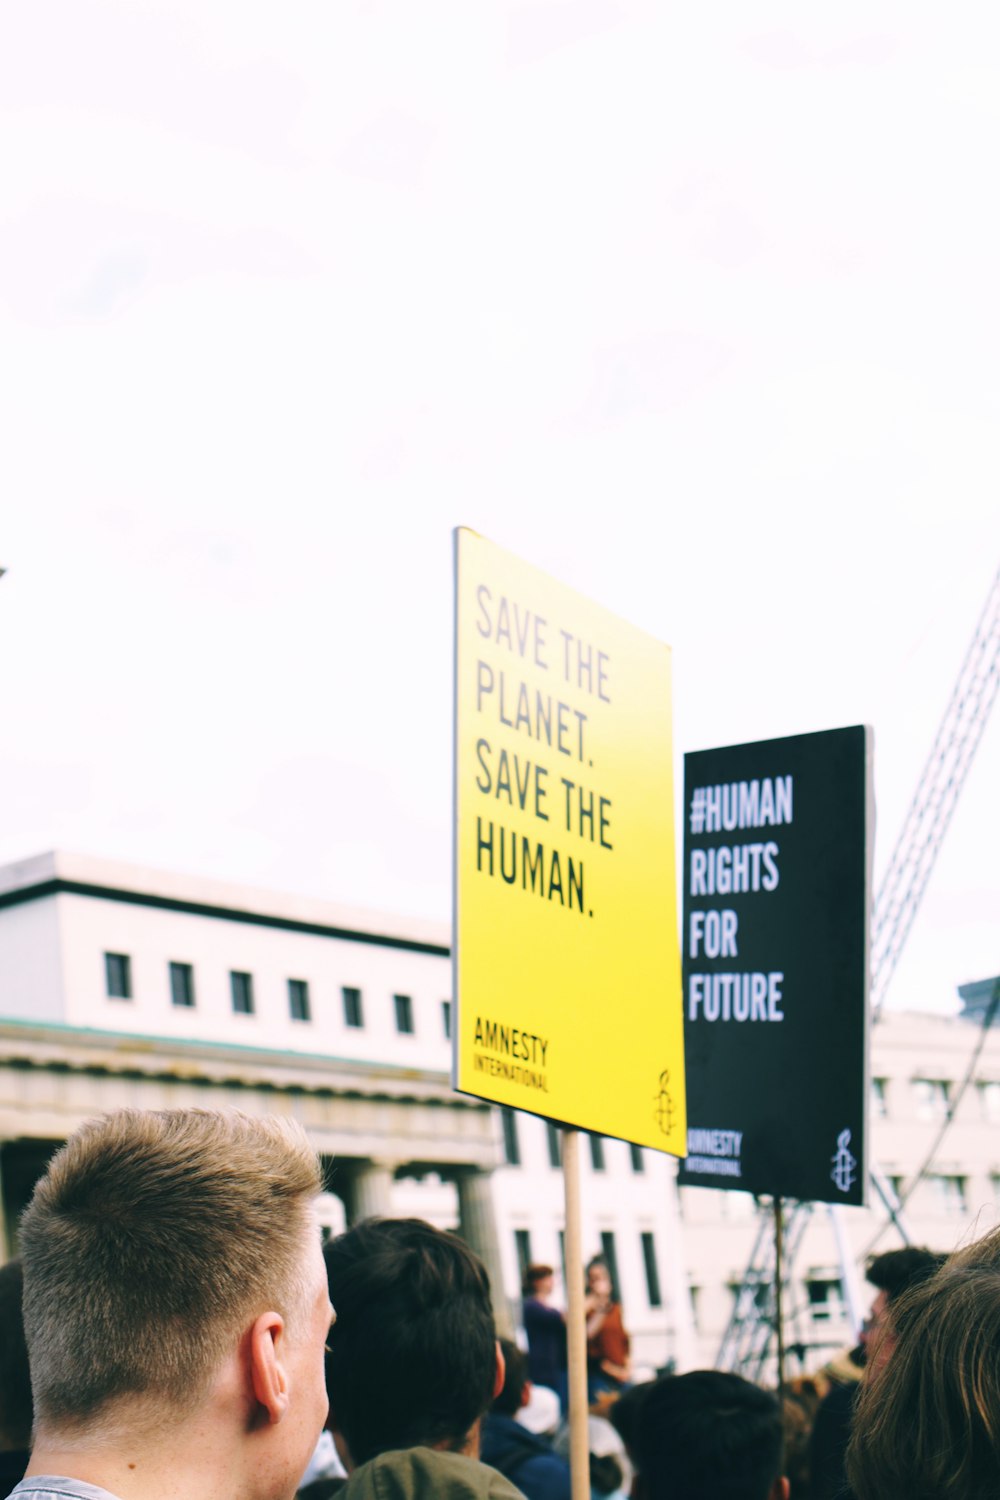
322;1217;524;1500
636;1370;788;1500
607;1380;651;1474
779;1379;825;1500
585;1258;631;1400
847;1223;1000;1500
808;1245;943;1500
553;1415;629;1500
0;1262;31;1492
521;1265;566;1404
480;1339;570;1500
8;1108;332;1500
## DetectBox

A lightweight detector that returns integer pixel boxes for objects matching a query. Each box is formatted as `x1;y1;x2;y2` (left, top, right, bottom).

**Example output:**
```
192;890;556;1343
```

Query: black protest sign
677;725;872;1206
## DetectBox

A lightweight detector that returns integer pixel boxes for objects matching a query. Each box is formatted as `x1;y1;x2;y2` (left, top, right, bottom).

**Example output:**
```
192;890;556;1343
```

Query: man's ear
250;1311;289;1425
769;1478;790;1500
331;1428;356;1475
493;1342;506;1400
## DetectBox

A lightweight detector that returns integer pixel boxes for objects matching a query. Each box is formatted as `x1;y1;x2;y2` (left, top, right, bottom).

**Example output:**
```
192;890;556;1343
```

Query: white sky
1;1;997;1015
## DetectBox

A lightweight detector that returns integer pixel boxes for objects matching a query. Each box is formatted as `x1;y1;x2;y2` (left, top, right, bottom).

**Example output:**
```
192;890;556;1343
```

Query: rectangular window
599;1232;620;1297
630;1142;645;1173
342;987;364;1028
288;978;311;1022
806;1277;844;1323
589;1134;606;1172
501;1107;521;1166
546;1121;562;1169
230;971;254;1015
105;952;132;1000
169;961;195;1008
929;1174;968;1216
871;1078;889;1119
913;1079;950;1122
558;1230;567;1285
641;1232;662;1307
981;1082;1000;1123
514;1229;533;1282
394;993;414;1034
442;1000;452;1040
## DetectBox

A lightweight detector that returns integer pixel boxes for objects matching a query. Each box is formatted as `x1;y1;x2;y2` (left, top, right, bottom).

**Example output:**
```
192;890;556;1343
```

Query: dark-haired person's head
323;1218;500;1468
608;1380;651;1467
0;1260;31;1458
848;1226;1000;1500
861;1245;944;1370
636;1371;787;1500
492;1338;529;1417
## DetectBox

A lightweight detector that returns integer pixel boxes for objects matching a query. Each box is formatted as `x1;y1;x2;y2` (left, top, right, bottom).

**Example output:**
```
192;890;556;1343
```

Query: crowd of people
521;1256;632;1411
0;1107;998;1500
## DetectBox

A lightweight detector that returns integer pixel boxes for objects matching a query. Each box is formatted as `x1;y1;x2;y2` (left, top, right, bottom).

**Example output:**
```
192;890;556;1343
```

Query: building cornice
0;876;450;958
0;1016;478;1108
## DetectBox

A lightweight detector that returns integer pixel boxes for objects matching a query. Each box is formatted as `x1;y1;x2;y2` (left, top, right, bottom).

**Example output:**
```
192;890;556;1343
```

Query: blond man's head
20;1108;322;1434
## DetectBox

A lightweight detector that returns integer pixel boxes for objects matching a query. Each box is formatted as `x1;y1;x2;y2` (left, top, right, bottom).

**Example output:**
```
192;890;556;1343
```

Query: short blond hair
20;1108;321;1431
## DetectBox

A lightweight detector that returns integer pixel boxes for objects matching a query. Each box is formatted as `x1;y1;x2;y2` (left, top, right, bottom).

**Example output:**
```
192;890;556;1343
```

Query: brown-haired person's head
848;1228;1000;1500
19;1108;331;1500
523;1263;555;1299
323;1218;501;1468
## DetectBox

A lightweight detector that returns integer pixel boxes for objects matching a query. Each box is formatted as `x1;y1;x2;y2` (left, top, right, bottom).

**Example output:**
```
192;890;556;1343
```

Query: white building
0;850;996;1377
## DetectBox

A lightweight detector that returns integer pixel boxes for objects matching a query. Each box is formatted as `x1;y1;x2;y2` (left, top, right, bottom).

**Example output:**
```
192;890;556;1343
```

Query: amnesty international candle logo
452;529;687;1154
831;1128;857;1194
654;1070;674;1136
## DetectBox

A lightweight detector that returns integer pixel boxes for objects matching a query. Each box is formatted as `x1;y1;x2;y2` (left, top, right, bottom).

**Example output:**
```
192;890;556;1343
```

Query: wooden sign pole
773;1195;786;1401
563;1129;590;1500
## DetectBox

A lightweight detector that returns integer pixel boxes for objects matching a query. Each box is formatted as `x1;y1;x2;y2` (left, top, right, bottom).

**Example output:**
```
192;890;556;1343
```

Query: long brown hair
848;1227;1000;1499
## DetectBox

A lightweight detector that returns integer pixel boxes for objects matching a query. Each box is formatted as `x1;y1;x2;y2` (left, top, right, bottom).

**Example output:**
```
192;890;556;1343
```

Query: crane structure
871;564;1000;1019
716;562;1000;1378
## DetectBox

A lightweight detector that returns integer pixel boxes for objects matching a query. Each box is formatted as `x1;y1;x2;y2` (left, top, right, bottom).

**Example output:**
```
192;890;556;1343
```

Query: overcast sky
2;1;997;1016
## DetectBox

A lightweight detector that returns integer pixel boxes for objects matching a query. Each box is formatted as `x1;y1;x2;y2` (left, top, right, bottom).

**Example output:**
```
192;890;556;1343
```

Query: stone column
455;1166;513;1336
344;1159;396;1224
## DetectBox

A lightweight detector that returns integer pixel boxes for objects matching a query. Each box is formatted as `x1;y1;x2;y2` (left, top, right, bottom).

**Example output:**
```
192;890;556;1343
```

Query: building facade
0;851;996;1376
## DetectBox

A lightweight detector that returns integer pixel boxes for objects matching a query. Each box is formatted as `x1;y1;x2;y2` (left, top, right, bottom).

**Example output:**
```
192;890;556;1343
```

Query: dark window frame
169;961;195;1008
105;952;132;1000
230;970;255;1015
288;978;311;1022
501;1107;521;1166
641;1231;662;1307
599;1231;620;1299
393;992;414;1035
342;986;364;1028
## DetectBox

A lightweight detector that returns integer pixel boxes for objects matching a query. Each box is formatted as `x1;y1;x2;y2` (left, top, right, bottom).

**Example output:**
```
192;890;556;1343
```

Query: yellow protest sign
452;528;686;1155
